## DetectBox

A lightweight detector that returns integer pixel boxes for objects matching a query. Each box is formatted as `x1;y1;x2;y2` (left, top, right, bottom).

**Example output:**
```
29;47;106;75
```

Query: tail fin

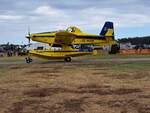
100;21;114;39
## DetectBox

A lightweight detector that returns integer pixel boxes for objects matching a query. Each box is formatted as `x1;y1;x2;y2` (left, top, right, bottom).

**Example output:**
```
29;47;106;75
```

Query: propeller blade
26;26;31;47
28;38;30;47
28;26;30;36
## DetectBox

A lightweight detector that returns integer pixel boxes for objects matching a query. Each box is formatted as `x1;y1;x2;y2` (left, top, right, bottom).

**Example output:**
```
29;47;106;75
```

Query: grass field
0;55;150;113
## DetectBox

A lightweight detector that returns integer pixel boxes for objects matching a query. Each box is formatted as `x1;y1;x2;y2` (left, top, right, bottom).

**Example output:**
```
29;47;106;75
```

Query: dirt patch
7;95;88;113
38;66;55;69
139;95;150;99
92;72;107;75
24;88;63;97
0;66;6;69
138;104;150;113
93;62;112;67
134;72;150;79
78;84;142;95
49;97;88;113
24;69;61;79
97;99;150;113
26;70;60;74
24;85;114;98
44;73;60;77
78;84;112;95
78;84;110;89
2;80;28;84
24;87;77;98
63;66;77;69
112;88;142;95
105;72;149;80
5;89;149;113
96;99;135;108
0;88;9;95
92;68;107;71
9;66;25;69
5;99;47;113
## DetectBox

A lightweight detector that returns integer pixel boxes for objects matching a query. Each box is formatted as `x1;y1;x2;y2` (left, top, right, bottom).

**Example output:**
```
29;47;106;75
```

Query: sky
0;0;150;44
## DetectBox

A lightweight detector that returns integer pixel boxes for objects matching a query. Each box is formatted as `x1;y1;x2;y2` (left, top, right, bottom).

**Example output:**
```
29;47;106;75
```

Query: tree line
117;36;150;45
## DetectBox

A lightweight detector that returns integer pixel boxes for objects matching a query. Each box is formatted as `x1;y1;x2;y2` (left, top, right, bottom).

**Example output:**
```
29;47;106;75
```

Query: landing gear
109;44;120;54
64;57;71;62
25;57;33;63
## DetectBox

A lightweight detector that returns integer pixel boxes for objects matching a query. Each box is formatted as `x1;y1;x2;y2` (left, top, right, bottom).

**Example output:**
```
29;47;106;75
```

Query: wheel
64;57;71;62
29;58;33;62
25;57;32;63
25;57;30;63
109;44;120;54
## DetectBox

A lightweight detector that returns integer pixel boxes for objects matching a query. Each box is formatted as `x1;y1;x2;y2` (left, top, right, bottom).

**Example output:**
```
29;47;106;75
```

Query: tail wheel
64;57;71;62
109;44;120;54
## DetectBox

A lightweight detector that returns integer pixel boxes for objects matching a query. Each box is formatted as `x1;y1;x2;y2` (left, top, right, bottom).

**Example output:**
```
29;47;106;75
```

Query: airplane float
25;21;118;63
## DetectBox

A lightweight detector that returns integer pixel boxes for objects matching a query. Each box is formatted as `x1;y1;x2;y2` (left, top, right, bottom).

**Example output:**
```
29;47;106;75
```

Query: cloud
0;15;23;21
1;0;150;43
21;4;150;33
1;0;150;28
34;5;65;17
66;6;150;28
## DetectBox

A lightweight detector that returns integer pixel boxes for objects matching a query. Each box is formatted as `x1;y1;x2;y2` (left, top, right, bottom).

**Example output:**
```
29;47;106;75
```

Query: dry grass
0;58;150;113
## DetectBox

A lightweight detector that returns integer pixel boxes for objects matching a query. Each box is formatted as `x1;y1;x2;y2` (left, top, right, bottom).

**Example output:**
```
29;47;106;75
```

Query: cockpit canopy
66;26;82;33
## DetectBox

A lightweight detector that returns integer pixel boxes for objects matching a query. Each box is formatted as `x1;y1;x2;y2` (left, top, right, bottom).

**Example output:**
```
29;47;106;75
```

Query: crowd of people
0;43;27;57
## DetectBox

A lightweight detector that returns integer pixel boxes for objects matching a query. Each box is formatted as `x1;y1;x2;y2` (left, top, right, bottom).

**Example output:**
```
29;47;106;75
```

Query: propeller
26;26;31;47
25;26;33;63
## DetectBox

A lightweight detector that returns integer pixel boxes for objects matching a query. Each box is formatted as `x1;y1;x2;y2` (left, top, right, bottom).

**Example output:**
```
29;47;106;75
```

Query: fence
120;49;150;55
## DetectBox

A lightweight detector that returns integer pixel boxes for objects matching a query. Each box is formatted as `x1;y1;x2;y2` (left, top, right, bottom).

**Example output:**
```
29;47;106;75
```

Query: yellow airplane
25;21;117;63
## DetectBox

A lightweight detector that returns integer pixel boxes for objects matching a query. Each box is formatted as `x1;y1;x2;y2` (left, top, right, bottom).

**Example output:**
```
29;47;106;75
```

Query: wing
55;31;76;45
56;31;115;46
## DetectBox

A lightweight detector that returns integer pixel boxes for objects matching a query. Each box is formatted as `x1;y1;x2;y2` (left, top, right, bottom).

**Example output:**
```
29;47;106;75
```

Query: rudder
100;22;114;39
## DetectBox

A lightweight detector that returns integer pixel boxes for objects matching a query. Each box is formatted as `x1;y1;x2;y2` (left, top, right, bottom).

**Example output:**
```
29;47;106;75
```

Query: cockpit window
67;28;73;32
66;27;76;32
